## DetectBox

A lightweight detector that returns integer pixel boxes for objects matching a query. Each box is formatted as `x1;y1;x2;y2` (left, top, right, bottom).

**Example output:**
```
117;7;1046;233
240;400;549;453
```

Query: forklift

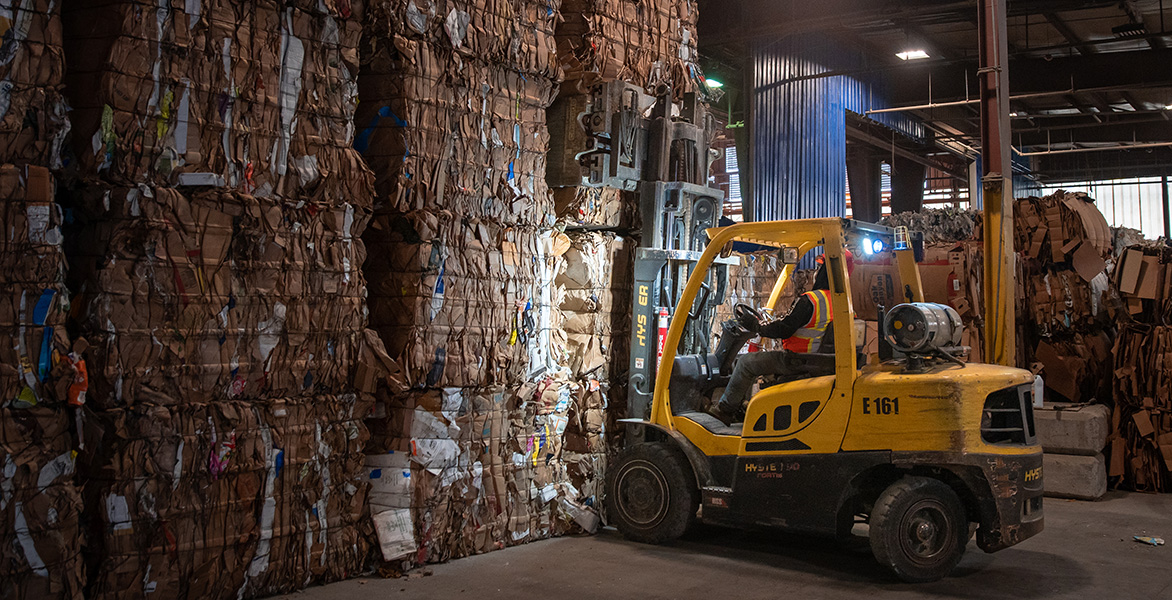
567;81;1044;583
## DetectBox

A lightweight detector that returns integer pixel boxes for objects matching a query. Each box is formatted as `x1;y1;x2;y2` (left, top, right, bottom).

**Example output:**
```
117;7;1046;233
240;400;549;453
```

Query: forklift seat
677;411;742;436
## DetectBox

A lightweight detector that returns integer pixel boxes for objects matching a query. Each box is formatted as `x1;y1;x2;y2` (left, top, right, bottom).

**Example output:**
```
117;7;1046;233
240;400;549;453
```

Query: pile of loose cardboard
0;1;69;168
1111;324;1172;492
0;164;85;600
1108;243;1172;491
64;0;371;203
1013;191;1114;402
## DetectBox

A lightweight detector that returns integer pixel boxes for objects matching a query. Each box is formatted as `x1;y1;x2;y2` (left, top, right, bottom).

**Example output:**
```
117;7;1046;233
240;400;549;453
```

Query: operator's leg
714;351;788;419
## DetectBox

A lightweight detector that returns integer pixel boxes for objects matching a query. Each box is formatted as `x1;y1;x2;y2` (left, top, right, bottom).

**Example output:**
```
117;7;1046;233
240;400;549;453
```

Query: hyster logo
1025;467;1042;482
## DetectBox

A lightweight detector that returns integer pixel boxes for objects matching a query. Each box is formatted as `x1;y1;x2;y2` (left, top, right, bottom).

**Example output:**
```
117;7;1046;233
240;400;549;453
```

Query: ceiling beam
1014;119;1172;147
699;0;1123;47
887;47;1172;106
1043;12;1097;55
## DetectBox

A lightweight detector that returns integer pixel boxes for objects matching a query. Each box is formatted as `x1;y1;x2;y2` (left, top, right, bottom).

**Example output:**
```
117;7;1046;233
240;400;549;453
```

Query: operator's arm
759;295;813;339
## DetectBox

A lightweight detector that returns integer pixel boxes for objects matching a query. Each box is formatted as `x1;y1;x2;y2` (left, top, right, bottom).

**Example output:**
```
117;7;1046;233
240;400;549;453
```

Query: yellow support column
982;179;1016;366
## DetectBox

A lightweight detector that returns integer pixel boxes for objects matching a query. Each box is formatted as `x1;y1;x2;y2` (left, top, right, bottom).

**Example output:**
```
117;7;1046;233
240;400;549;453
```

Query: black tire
606;442;698;544
869;476;968;583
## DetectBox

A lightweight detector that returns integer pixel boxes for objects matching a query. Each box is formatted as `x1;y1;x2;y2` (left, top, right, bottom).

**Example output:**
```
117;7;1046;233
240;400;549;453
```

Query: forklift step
701;486;734;511
677;411;742;437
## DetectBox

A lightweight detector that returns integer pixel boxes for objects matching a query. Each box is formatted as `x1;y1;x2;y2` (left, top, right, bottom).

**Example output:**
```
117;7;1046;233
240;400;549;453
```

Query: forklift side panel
724;451;891;535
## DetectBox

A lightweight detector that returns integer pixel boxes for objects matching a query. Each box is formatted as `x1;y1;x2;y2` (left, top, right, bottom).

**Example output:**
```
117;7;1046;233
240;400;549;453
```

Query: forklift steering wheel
733;303;764;331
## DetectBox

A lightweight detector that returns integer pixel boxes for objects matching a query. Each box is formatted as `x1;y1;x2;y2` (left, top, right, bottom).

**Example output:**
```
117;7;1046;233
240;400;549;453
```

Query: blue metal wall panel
753;34;926;222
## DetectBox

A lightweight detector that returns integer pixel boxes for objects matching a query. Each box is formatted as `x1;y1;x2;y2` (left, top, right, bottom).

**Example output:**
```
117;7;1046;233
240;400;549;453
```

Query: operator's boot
708;401;737;427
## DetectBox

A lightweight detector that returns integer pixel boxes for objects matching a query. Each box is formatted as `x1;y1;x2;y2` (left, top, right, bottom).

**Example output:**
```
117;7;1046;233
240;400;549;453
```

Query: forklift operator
711;250;855;425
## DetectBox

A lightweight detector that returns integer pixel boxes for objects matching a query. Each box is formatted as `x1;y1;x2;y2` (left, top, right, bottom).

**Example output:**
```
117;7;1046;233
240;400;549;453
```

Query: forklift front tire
869;476;968;583
606;442;698;544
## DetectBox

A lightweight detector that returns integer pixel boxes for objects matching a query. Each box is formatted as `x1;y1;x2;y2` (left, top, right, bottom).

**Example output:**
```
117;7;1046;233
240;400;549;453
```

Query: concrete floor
278;491;1172;600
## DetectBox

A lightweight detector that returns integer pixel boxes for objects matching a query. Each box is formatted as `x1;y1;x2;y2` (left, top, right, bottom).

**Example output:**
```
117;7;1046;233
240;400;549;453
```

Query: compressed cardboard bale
69;184;374;409
1042;452;1107;500
552;185;639;230
63;0;372;202
363;0;560;79
364;210;556;388
0;0;69;167
552;231;634;379
1034;403;1111;456
356;36;558;224
557;0;698;93
83;396;372;600
0;405;85;600
363;381;605;568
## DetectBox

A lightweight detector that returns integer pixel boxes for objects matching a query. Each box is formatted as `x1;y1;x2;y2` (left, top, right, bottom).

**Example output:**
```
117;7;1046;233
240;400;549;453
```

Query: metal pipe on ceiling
867;83;1172;116
1016;141;1172;156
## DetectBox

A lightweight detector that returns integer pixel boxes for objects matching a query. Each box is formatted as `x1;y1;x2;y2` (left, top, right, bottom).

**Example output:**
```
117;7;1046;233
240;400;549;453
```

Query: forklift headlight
863;238;885;256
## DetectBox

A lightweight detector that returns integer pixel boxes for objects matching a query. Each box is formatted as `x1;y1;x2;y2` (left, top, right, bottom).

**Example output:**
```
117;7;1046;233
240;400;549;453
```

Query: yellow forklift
606;218;1044;583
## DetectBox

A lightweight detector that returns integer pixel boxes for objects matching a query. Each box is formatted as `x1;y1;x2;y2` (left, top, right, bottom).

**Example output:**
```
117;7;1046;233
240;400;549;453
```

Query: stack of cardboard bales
0;3;84;598
1110;244;1172;492
61;3;385;597
0;163;85;600
358;0;605;568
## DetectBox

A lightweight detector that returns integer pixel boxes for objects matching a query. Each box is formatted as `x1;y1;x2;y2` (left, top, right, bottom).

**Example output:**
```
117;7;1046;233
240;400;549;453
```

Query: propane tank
883;303;964;354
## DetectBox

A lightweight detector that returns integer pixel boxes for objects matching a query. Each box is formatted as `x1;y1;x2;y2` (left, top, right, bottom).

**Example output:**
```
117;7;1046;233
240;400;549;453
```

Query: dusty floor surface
275;491;1172;600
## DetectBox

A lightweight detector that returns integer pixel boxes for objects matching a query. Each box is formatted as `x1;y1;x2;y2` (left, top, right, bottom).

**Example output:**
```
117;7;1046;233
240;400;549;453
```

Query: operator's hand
733;303;763;334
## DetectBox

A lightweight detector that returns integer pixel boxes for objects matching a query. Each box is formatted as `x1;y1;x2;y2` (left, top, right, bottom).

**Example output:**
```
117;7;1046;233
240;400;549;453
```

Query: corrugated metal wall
752;34;925;221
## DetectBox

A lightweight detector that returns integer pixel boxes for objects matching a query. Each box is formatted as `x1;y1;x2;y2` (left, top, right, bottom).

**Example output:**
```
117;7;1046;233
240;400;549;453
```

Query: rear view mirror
781;247;799;265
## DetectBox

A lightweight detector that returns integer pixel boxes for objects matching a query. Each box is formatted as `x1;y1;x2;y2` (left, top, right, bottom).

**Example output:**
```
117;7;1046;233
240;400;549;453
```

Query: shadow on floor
589;523;1091;599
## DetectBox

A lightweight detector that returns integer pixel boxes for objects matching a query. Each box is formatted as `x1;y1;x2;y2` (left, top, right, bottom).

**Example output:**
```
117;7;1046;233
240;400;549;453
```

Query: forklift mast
576;81;724;424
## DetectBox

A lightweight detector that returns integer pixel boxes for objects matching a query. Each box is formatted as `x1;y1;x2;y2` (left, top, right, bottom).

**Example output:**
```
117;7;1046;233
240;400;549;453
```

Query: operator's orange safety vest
782;289;833;353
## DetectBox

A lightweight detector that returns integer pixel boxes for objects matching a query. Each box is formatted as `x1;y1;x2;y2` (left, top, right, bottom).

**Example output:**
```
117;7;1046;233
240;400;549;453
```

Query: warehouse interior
1;1;1170;599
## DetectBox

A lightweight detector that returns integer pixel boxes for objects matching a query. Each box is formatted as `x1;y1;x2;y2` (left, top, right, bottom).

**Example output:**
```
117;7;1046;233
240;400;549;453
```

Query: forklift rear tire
607;442;698;544
869;476;967;583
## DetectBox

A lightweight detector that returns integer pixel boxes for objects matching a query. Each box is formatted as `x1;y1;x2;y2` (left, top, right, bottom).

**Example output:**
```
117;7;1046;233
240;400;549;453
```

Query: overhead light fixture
1165;104;1172;111
896;49;930;61
1010;111;1020;117
707;78;724;89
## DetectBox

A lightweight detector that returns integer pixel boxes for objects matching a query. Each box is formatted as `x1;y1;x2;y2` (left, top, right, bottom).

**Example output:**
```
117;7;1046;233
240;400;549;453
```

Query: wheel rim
615;459;670;528
898;499;953;564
